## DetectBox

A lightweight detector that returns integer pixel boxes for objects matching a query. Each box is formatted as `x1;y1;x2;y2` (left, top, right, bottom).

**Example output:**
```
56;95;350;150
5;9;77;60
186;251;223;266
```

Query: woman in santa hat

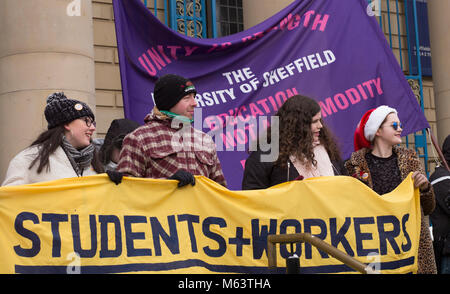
345;105;437;274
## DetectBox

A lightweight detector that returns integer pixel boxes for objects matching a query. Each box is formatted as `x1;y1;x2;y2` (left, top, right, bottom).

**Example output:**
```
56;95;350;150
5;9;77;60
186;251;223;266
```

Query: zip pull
287;161;290;181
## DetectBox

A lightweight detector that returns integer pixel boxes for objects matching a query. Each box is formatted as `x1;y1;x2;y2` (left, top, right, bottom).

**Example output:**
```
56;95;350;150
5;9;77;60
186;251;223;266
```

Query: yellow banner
0;174;420;274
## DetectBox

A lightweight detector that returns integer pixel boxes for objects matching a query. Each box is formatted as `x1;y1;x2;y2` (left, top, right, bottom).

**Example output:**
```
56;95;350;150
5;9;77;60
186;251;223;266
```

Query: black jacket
430;135;450;240
429;135;450;272
430;165;450;239
242;148;347;190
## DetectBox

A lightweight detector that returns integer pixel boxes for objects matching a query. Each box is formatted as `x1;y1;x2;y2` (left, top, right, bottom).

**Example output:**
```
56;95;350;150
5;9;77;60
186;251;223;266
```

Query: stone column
0;0;95;181
242;0;295;29
427;0;450;146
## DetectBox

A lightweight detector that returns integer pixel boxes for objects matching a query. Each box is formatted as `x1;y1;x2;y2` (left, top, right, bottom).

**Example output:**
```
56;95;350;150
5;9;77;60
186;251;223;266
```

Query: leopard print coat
345;146;437;274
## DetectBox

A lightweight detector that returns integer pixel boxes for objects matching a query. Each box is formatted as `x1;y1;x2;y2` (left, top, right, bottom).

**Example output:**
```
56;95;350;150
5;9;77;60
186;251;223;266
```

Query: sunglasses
382;121;403;131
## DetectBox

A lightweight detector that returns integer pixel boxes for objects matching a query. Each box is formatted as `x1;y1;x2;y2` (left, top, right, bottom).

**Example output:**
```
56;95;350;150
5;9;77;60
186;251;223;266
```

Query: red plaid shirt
117;110;227;187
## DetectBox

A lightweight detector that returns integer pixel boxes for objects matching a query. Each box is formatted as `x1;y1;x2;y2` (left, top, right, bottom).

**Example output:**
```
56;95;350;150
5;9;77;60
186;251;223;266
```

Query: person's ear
375;127;382;138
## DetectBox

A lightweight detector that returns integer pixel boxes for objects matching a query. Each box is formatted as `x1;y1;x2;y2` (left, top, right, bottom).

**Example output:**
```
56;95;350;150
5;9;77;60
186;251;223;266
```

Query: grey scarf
61;136;95;176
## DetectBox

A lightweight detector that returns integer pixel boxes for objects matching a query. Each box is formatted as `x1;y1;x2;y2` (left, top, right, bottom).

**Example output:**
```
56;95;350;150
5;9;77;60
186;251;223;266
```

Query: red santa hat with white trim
354;105;398;151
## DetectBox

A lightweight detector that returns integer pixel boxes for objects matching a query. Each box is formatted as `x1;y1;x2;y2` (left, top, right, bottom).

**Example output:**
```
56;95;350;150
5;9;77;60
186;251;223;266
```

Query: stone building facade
0;0;448;181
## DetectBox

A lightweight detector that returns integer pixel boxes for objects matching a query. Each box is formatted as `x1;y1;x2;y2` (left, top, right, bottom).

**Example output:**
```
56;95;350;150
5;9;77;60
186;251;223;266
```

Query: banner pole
427;128;450;172
267;233;371;274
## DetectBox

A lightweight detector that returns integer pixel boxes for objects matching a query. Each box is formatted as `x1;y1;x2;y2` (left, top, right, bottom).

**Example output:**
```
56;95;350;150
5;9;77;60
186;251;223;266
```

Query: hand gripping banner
113;0;430;190
0;174;420;274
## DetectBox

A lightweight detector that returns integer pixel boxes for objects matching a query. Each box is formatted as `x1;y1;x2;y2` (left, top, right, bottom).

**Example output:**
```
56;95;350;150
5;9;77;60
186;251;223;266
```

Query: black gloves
106;169;195;188
106;170;123;185
169;169;196;187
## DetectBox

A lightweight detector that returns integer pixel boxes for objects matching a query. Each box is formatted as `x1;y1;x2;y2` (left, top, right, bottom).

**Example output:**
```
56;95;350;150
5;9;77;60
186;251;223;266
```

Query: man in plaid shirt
116;74;226;187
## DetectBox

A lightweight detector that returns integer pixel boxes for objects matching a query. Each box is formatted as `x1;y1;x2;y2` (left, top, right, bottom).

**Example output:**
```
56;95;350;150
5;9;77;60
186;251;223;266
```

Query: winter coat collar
348;145;408;187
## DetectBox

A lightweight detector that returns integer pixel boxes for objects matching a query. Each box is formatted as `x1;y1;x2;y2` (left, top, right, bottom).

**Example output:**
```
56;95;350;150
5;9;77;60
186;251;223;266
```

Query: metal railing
368;0;430;175
267;233;377;274
143;0;217;38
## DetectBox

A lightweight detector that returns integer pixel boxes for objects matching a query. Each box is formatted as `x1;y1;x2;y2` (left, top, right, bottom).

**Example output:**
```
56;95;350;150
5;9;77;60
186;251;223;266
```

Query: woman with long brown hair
242;95;346;190
2;92;104;186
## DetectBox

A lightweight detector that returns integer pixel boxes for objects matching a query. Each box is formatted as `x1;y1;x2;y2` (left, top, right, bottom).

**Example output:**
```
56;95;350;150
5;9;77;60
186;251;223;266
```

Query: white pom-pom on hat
354;105;398;151
364;105;398;142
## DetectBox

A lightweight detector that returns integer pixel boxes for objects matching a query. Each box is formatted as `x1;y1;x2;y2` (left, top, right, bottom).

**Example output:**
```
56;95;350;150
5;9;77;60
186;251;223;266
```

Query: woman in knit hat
345;105;437;274
2;92;103;186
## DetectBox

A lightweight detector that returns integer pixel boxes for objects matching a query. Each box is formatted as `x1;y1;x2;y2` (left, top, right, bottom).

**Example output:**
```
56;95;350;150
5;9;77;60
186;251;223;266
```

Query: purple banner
113;0;429;190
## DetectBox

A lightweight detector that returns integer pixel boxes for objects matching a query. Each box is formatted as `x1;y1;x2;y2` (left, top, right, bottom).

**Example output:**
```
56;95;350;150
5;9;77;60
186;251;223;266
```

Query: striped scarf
61;136;94;176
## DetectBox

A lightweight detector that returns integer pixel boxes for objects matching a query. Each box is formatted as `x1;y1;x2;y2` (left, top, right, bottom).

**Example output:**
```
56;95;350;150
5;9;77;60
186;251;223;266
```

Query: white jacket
2;145;97;186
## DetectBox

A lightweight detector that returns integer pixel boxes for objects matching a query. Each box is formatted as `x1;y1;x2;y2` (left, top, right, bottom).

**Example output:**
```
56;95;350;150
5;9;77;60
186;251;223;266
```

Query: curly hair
264;95;342;168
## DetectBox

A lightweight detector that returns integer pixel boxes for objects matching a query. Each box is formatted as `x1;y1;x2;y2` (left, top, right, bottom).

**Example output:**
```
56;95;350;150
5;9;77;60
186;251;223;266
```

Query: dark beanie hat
100;118;140;165
44;92;95;129
153;74;197;111
103;118;140;149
